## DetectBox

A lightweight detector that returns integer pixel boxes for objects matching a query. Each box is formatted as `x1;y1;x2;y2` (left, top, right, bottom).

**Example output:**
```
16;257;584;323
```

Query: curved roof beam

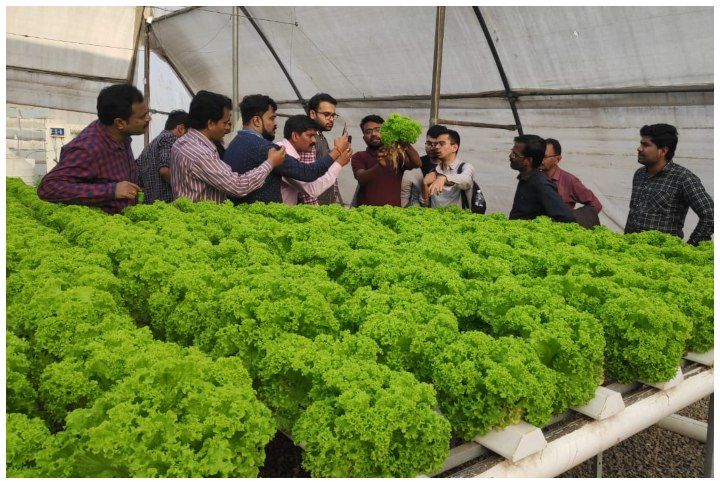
239;6;307;111
472;6;523;135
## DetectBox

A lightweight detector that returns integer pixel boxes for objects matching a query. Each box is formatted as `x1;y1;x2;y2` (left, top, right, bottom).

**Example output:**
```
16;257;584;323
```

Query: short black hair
188;90;232;130
284;115;321;139
240;94;277;125
97;84;144;125
444;129;460;147
426;124;447;138
640;124;678;161
360;114;384;131
165;110;189;131
307;93;337;113
545;138;562;156
514;134;547;168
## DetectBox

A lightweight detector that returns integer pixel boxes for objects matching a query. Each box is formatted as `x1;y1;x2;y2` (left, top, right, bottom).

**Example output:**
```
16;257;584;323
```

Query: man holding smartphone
306;92;344;205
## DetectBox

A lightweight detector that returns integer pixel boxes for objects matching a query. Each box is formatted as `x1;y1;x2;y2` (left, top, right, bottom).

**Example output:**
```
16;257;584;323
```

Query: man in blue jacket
224;94;351;204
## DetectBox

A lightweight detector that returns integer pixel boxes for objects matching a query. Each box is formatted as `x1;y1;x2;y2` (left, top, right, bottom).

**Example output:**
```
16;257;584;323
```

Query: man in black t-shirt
508;134;575;222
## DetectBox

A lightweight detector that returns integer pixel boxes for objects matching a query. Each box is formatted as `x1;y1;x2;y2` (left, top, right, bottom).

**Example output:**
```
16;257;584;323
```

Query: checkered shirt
137;129;177;203
625;161;713;245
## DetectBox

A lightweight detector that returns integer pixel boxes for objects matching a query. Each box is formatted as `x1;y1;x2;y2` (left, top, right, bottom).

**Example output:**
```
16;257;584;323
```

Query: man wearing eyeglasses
508;134;575;222
540;138;602;214
401;124;448;207
307;93;343;205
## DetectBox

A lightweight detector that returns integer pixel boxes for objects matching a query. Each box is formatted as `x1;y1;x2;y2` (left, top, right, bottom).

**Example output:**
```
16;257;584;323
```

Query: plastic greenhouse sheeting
5;5;713;236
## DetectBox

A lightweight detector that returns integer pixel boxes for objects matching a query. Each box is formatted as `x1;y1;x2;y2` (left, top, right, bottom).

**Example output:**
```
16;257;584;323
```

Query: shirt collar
547;167;562;182
187;128;218;151
277;138;300;159
94;119;130;151
241;128;264;139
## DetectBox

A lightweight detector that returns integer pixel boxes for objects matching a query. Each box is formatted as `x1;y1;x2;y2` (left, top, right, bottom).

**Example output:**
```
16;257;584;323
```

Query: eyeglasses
317;111;339;120
509;150;524;159
425;141;447;147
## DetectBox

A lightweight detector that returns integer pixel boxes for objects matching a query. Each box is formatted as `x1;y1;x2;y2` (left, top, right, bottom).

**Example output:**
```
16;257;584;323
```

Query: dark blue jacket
224;129;333;204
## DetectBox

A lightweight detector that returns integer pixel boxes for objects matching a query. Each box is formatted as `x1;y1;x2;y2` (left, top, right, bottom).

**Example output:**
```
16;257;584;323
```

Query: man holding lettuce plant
351;113;422;206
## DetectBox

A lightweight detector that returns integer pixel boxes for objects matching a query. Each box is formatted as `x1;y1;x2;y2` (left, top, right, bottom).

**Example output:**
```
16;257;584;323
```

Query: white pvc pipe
657;414;708;443
476;368;714;477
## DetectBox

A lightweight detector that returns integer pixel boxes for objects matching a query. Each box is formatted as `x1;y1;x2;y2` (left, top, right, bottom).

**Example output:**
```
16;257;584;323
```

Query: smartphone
347;135;352;143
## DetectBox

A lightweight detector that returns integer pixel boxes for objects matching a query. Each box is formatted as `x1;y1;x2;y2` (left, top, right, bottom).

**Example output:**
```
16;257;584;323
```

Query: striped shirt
170;128;272;203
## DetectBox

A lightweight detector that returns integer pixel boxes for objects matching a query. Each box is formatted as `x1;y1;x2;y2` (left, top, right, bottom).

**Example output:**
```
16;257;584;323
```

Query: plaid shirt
300;133;342;205
625;161;713;245
136;129;177;204
37;119;138;215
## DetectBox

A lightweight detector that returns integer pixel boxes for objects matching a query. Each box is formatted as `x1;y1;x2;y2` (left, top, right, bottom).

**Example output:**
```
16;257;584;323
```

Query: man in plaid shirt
37;84;149;214
625;123;713;245
136;110;189;204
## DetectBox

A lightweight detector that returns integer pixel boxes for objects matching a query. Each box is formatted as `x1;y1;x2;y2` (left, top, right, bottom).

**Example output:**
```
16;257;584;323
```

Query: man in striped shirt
171;90;286;203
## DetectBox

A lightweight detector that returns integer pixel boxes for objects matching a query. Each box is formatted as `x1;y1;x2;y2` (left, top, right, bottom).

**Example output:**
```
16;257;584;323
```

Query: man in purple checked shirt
37;84;150;214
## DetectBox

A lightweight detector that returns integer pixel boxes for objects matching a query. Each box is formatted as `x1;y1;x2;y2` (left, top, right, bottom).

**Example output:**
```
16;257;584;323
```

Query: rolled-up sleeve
191;154;272;198
445;164;474;190
285;161;342;198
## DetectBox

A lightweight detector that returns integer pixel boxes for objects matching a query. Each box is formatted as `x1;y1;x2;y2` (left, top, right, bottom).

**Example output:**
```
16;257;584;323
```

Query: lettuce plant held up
379;114;423;170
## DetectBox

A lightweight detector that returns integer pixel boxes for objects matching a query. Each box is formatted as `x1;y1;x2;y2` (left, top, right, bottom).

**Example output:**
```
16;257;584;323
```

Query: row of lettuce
6;178;713;477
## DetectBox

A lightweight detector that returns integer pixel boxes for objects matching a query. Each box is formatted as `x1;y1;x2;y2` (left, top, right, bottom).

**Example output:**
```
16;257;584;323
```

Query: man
136;109;189;204
508;134;575;222
306;93;343;205
420;124;447;176
401;125;448;207
421;129;474;208
37;83;149;214
224;94;350;204
276;115;352;206
625;123;713;245
171;90;285;203
540;138;602;214
351;114;421;206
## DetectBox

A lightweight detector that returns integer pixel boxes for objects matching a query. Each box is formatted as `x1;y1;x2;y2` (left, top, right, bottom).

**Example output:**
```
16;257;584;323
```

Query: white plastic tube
475;368;714;477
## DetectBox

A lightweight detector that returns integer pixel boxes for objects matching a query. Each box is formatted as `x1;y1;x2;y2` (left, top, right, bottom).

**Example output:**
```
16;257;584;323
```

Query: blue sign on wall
50;127;65;136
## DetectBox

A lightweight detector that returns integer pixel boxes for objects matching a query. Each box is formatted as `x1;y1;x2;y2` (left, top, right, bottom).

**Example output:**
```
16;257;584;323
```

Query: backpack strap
456;163;469;209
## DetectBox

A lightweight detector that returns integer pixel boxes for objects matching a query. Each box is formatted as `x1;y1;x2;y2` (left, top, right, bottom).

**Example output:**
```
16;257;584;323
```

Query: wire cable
153;6;298;27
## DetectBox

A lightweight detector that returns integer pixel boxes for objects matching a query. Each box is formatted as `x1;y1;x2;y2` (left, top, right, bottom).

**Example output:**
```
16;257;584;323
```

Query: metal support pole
592;452;603;478
704;394;714;478
232;6;239;128
472;7;523;135
429;6;446;126
143;19;151;147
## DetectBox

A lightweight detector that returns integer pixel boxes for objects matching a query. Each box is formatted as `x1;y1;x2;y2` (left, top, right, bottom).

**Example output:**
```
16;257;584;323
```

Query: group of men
37;83;714;245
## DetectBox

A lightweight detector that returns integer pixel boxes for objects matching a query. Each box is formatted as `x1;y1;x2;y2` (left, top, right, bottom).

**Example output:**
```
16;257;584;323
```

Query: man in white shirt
277;115;352;206
421;129;474;207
